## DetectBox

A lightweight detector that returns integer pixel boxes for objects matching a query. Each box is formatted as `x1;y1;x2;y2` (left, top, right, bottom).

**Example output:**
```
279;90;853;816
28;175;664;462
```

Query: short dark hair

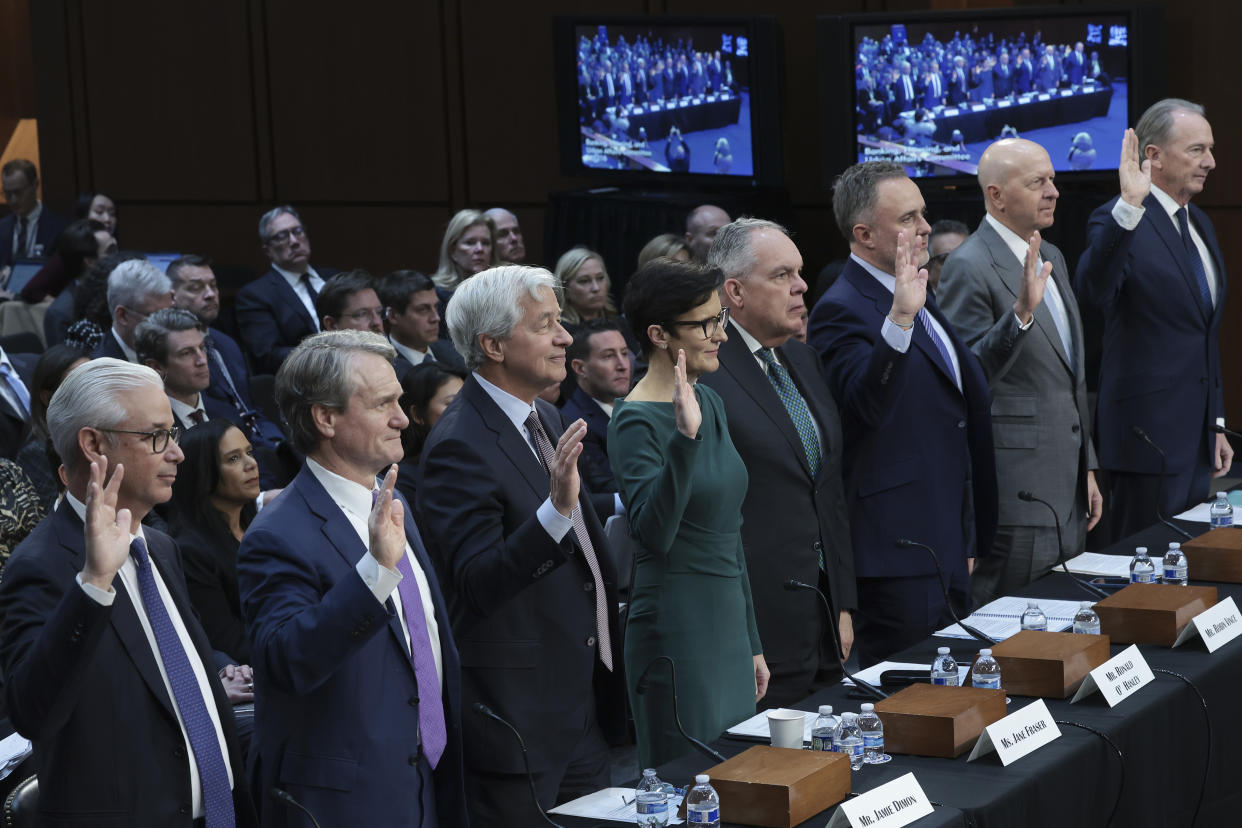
832;161;908;241
73;191;109;220
316;269;376;322
166;254;213;288
378;269;436;315
930;219;969;240
622;259;723;358
399;361;467;460
31;343;90;441
134;307;206;365
566;318;625;365
169;418;257;545
55;219;107;280
1;159;36;185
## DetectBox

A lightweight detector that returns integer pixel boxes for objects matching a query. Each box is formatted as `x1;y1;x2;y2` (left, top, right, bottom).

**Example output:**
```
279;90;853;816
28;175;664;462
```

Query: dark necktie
189;409;206;425
14;217;27;259
524;410;613;670
130;538;235;827
300;273;319;305
1176;207;1214;315
391;542;448;767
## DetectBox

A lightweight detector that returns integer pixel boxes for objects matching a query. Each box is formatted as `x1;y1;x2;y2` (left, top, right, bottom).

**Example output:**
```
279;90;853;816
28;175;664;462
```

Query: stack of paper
726;708;817;743
550;787;685;824
935;595;1082;641
0;732;31;781
1063;552;1131;578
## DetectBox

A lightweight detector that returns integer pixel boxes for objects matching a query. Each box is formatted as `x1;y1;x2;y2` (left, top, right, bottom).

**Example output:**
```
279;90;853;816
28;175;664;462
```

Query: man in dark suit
0;345;34;461
1036;45;1062;92
1075;100;1231;539
0;159;68;270
378;269;466;381
419;265;623;827
234;206;339;375
993;51;1014;98
1014;48;1033;94
920;63;944;109
808;162;997;666
94;258;174;362
237;331;467;827
892;61;917;113
560;318;632;495
1064;41;1086;86
0;358;257;826
939;139;1102;605
703;219;858;707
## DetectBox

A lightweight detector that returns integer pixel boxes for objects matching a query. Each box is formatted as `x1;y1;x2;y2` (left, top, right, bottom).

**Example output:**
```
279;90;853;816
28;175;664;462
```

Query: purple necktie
130;538;235;828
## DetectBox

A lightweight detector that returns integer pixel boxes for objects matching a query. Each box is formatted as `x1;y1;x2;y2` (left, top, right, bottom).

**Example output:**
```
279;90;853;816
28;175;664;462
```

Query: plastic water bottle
931;646;959;686
1020;601;1048;631
811;705;839;752
1163;542;1188;586
685;774;720;827
1130;547;1156;584
858;703;891;764
972;648;1002;690
834;712;865;770
1210;492;1233;528
1073;601;1100;635
635;768;669;827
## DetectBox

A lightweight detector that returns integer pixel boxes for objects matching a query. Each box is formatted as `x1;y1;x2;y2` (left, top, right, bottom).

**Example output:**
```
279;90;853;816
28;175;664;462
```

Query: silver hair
1135;98;1206;158
446;265;559;372
48;358;164;472
275;330;397;454
707;217;790;280
106;259;172;315
134;307;205;365
258;205;302;243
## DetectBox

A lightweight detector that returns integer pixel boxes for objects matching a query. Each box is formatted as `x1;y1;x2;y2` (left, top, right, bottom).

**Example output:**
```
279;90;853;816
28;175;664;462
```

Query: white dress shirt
390;335;431;367
1110;184;1218;305
984;214;1074;359
108;327;138;363
729;318;823;446
169;394;208;426
8;203;42;260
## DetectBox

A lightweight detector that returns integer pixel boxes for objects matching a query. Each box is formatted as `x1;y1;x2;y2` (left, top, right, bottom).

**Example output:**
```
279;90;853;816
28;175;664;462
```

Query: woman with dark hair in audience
168;419;261;663
17;343;91;511
20;199;118;303
608;258;768;768
395;361;465;505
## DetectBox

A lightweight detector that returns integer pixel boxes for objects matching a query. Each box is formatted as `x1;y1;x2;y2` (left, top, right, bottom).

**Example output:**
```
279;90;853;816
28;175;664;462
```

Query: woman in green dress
609;259;770;768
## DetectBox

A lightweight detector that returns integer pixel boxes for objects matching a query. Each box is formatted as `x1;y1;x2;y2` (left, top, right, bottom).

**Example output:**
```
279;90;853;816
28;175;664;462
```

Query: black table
626;95;743;139
928;86;1113;144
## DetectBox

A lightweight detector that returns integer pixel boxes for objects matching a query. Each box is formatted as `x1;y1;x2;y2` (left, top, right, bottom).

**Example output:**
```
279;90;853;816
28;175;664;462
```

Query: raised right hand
890;229;928;326
1119;127;1151;207
672;349;702;439
81;458;131;591
1013;230;1052;324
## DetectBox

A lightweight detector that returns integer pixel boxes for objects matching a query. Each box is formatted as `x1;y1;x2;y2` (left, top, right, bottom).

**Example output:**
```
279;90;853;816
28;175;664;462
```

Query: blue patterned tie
917;309;959;389
0;362;29;418
130;538;235;827
1176;207;1214;316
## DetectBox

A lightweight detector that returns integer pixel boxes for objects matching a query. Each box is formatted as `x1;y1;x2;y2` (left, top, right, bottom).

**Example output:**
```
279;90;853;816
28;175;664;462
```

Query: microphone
635;656;727;763
895;538;998;645
1130;426;1194;540
1212;423;1242;441
1017;490;1110;599
783;579;886;700
272;788;323;828
473;703;566;828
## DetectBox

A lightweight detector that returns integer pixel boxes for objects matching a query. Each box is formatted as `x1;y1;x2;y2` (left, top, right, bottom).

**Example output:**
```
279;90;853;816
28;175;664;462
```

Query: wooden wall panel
0;0;36;121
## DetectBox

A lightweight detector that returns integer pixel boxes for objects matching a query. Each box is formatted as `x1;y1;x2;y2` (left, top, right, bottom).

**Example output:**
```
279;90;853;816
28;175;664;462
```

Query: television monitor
817;5;1164;185
554;16;783;188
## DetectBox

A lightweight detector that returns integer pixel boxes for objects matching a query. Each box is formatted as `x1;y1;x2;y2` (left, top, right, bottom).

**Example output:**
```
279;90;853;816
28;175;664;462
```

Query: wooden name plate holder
1182;528;1242;583
686;745;850;828
990;630;1111;698
1094;583;1217;647
873;683;1006;759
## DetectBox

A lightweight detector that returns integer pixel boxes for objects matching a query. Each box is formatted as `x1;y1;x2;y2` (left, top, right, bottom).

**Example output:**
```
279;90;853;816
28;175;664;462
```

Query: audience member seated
0;341;36;463
0;159;68;271
636;232;691;270
21;195;119;303
47;251;135;347
94;259;173;361
554;246;620;333
0;458;43;573
395;361;466;505
379;269;466;378
234;205;339;374
684;204;731;262
431;208;497;297
169;418;261;664
485;207;527;264
560;318;632;495
317;269;385;334
18;344;89;511
927;218;970;290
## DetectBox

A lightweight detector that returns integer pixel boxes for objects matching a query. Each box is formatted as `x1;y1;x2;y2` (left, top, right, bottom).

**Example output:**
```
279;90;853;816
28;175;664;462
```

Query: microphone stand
1131;426;1194;540
636;656;727;763
474;703;566;828
895;539;998;645
783;579;886;700
1017;490;1110;599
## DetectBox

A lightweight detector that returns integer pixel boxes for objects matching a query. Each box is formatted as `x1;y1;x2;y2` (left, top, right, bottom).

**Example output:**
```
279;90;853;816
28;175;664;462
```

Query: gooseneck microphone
635;656;727;763
895;538;998;645
1017;490;1110;600
473;703;565;828
1130;426;1194;540
272;788;324;828
783;579;886;700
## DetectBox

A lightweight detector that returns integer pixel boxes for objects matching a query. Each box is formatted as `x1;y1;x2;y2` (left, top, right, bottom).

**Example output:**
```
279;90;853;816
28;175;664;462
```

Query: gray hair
106;259;172;315
275;330;397;454
1135;98;1206;158
432;209;498;291
134;307;205;365
258;205;302;243
707;217;790;280
446;265;559;372
48;358;164;472
832;161;908;241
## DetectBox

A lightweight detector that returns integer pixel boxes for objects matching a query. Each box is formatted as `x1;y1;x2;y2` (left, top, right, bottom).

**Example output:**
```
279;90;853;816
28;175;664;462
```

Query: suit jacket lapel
463;377;550;499
271;270;316;332
1144;194;1208;322
780;343;840;463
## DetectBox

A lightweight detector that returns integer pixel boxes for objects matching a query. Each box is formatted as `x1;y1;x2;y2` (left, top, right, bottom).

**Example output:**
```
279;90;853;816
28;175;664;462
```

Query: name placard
967;699;1060;765
997;100;1012;108
1174;595;1242;652
1071;644;1153;706
827;773;934;828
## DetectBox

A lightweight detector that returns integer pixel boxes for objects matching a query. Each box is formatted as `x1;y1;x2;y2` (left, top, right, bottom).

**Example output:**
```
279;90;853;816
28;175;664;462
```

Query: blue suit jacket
560;386;615;494
0;208;68;268
808;259;997;585
91;330;130;362
1075;194;1227;476
234;267;338;375
238;467;467;827
201;328;286;450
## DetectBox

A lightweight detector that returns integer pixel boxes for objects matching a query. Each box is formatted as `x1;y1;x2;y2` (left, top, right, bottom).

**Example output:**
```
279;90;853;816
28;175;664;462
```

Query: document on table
1064;552;1132;578
726;708;817;743
841;660;969;687
935;595;1081;640
0;731;31;780
1174;502;1214;523
549;787;685;823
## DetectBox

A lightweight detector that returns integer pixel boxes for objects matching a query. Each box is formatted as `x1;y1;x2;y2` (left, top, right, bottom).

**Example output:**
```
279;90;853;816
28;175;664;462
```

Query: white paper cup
767;708;805;749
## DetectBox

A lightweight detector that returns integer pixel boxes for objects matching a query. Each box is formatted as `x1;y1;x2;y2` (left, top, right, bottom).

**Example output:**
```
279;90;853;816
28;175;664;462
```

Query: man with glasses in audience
0;159;68;275
94;259;174;362
316;270;384;335
235;206;339;374
926;219;969;291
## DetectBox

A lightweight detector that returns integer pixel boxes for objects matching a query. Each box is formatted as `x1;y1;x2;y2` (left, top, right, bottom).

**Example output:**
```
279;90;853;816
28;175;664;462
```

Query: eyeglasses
928;252;952;267
98;426;182;453
340;306;386;322
265;225;307;245
666;307;729;340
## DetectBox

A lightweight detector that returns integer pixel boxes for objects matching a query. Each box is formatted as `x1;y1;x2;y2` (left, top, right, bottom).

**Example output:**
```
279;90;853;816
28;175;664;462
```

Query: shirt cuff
1013;311;1034;330
881;315;914;353
613;493;626;516
538;498;574;543
77;572;115;606
1111;198;1144;231
356;552;402;604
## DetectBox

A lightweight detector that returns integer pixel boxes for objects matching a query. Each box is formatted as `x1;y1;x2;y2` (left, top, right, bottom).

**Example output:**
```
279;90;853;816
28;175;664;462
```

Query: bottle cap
979;648;992;656
1217;492;1228;498
1080;600;1094;609
819;705;833;715
1135;546;1147;554
937;646;950;655
695;774;710;784
1169;542;1181;549
1027;600;1039;608
643;768;656;777
843;711;858;720
861;703;874;712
